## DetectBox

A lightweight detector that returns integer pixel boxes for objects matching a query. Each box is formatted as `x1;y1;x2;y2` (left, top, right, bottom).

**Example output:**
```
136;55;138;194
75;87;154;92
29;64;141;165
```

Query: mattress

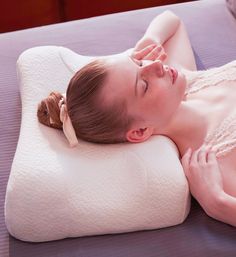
1;0;236;256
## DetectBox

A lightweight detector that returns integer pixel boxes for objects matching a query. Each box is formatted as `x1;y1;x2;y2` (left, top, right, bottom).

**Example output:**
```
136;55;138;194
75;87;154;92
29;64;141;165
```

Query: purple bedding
1;0;236;256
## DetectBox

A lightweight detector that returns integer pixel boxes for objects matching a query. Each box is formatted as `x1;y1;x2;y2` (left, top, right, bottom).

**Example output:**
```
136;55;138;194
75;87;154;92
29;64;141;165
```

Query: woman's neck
154;99;209;157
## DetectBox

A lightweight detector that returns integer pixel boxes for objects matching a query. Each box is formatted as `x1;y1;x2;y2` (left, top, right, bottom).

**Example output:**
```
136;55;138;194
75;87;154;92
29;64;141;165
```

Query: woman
37;11;236;227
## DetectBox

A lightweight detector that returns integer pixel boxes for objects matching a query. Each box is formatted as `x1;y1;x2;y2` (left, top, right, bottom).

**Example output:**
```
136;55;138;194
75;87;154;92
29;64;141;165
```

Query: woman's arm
214;192;236;227
163;20;196;71
181;147;236;227
135;10;181;49
135;11;197;71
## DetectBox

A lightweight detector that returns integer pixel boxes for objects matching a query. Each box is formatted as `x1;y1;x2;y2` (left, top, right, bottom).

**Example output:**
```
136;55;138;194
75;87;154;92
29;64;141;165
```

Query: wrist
205;190;227;218
144;35;161;45
135;36;161;51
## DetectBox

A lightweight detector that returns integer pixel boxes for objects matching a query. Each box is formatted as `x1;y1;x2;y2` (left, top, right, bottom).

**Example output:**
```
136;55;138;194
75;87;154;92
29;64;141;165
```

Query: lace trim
204;111;236;157
184;60;236;96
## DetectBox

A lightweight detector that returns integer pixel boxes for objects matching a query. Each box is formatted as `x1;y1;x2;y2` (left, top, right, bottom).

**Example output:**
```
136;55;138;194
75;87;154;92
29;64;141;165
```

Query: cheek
142;88;169;120
149;87;169;107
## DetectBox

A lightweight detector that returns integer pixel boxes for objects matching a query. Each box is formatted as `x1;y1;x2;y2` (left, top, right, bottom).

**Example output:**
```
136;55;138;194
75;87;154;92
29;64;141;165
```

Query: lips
170;67;178;84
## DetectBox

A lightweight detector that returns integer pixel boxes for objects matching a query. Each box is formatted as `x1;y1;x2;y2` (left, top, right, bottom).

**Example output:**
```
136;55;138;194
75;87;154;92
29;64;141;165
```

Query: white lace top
183;60;236;158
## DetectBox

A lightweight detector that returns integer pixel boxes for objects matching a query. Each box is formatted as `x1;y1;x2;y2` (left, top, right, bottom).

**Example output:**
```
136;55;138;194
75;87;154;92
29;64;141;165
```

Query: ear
126;127;153;143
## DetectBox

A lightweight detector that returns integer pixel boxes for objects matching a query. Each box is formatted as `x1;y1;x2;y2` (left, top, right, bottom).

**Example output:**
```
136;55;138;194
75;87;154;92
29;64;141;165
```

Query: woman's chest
187;81;236;132
189;81;235;108
189;81;236;196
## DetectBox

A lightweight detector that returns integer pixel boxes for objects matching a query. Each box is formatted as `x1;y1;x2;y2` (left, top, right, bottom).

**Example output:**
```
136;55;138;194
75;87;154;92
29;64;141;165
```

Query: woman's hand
131;44;167;63
181;147;224;215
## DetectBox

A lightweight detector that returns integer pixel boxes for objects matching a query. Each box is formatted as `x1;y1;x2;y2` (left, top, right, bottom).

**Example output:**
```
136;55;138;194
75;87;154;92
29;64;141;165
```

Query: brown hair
37;59;134;144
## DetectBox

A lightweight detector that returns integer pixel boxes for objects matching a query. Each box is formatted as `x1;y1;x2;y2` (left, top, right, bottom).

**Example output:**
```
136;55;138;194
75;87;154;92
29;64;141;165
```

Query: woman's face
101;54;187;138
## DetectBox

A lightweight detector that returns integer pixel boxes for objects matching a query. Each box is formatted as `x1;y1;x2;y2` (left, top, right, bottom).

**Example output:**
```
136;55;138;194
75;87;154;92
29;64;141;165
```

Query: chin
176;71;186;86
176;72;187;100
178;70;186;81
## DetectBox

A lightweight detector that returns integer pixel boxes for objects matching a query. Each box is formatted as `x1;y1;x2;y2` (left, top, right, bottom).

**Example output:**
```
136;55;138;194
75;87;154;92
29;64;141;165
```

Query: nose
142;60;165;77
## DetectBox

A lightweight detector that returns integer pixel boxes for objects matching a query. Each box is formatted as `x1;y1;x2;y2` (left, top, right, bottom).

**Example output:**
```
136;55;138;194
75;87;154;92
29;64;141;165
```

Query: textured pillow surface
5;46;190;242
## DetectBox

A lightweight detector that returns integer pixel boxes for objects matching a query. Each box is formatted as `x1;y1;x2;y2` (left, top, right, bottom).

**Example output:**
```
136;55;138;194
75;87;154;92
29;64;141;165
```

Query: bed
1;0;236;256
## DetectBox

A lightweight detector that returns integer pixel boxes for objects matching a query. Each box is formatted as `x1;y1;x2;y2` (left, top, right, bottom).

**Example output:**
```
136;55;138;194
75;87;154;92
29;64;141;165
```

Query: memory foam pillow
5;46;190;242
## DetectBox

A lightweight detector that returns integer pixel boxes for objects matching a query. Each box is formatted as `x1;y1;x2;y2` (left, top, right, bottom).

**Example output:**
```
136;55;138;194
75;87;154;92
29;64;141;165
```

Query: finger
181;148;192;174
133;44;157;60
158;52;167;62
207;149;217;163
198;148;207;164
190;149;199;165
198;144;209;160
144;48;159;61
143;45;163;60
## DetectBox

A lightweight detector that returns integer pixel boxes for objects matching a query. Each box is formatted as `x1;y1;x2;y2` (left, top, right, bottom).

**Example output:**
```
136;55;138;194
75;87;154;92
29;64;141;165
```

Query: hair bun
37;91;63;130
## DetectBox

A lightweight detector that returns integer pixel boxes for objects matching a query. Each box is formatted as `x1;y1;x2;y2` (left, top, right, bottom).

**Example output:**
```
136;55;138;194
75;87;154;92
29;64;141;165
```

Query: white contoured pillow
5;46;190;242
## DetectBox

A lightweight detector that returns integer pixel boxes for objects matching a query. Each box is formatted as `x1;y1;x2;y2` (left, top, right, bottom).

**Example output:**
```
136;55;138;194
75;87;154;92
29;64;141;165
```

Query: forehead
106;54;135;82
101;55;136;103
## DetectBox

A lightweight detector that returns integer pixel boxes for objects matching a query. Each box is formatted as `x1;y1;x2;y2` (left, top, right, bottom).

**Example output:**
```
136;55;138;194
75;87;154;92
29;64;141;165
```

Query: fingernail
162;53;167;58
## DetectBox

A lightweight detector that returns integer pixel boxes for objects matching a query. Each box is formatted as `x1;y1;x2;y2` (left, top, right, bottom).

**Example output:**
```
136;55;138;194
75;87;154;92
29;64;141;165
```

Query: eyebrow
128;57;139;97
